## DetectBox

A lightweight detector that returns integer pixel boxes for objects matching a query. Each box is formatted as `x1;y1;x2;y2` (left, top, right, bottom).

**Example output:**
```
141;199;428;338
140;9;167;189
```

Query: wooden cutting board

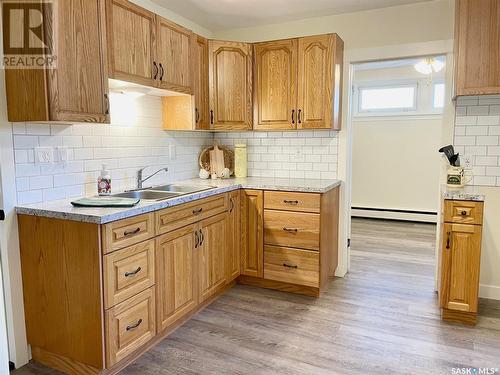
210;145;225;177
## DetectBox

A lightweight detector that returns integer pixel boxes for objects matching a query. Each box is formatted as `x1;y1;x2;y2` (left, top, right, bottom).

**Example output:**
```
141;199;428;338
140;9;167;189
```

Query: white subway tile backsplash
477;116;500;126
476;136;499;145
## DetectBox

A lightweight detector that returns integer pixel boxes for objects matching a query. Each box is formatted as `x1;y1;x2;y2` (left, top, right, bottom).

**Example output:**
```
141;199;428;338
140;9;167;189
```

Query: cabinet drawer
264;245;319;287
264;210;320;251
106;287;156;366
444;200;484;225
102;213;155;254
104;240;155;309
264;191;320;213
156;194;228;234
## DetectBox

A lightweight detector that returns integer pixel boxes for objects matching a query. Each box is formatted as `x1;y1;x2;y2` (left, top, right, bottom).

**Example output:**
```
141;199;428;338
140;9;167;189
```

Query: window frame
357;83;418;114
432;81;446;109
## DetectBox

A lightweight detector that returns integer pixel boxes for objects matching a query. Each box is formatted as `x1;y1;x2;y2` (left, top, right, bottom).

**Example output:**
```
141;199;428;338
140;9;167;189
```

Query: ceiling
151;0;432;31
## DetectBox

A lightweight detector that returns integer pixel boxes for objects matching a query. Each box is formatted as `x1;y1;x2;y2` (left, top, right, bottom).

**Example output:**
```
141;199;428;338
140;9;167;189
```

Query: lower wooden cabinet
439;200;484;325
226;191;241;281
156;224;198;332
240;189;264;277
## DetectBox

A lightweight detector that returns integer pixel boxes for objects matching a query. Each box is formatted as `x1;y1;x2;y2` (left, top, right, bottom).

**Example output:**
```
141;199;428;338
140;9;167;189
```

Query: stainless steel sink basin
150;184;215;194
112;190;181;201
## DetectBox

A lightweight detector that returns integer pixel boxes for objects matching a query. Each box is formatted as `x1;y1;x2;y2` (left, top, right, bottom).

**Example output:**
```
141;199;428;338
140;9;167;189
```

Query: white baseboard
352;208;437;223
479;284;500;300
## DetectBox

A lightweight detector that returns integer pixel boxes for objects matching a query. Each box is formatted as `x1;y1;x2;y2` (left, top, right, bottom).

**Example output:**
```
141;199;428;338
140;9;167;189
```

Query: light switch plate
35;147;54;164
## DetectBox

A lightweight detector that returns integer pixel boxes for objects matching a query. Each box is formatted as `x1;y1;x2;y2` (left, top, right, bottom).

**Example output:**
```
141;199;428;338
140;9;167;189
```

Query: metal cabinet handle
283;263;298;269
124;227;141;236
283;200;299;205
195;230;199;248
153;61;158;80
291;109;295;124
446;232;451;249
192;208;203;215
199;229;204;246
461;210;467;216
195;108;200;123
126;319;143;331
104;93;110;115
124;267;142;277
298;109;302;124
210;110;214;125
283;227;298;233
159;63;164;81
229;198;234;213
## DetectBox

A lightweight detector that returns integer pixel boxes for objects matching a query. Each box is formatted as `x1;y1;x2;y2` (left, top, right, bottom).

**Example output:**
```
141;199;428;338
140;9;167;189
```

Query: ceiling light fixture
115;87;150;98
414;58;445;75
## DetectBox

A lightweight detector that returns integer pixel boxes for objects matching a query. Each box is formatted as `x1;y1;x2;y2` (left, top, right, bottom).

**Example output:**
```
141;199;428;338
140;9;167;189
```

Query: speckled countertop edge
16;178;342;224
441;185;485;202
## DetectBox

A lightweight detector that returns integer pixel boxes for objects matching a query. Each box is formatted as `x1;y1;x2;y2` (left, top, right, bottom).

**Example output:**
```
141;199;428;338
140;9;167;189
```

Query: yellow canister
234;144;248;178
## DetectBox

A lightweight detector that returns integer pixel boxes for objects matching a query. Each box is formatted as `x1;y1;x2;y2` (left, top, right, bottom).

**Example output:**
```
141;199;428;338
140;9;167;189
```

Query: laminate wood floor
13;218;500;375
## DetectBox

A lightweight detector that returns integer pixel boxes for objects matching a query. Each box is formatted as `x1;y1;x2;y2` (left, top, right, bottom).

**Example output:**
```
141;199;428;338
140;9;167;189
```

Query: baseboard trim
352;207;437;223
479;284;500;300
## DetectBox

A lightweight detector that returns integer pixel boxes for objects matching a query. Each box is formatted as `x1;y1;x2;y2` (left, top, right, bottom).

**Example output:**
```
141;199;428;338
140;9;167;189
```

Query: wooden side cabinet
4;0;110;123
240;189;264;277
439;199;484;325
454;0;500;96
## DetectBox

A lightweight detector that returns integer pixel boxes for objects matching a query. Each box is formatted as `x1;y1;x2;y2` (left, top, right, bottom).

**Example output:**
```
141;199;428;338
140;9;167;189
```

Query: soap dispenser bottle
98;164;111;196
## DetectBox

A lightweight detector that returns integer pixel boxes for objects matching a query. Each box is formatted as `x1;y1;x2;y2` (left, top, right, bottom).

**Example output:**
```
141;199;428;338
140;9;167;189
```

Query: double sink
112;184;215;201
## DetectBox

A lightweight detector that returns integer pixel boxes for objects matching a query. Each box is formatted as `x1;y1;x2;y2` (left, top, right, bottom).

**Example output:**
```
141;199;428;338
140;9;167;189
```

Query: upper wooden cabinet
107;0;193;93
106;0;156;87
253;34;344;130
4;0;109;123
297;34;343;130
254;39;298;130
208;40;253;130
194;35;210;130
156;17;193;94
454;0;500;96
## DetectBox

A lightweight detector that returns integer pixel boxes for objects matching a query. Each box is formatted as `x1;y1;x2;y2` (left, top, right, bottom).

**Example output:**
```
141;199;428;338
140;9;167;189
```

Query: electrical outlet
169;144;177;160
463;155;473;169
55;146;68;162
35;147;54;164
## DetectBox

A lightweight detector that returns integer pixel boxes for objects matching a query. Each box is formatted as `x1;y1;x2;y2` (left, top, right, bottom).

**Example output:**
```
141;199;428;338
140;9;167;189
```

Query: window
433;83;445;109
358;85;417;113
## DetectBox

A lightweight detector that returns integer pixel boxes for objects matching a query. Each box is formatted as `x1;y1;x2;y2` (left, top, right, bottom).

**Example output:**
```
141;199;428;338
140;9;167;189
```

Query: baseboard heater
352;207;437;223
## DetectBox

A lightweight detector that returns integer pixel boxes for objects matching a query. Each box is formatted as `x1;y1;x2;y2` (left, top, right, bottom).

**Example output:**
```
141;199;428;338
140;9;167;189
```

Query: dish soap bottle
98;164;111;196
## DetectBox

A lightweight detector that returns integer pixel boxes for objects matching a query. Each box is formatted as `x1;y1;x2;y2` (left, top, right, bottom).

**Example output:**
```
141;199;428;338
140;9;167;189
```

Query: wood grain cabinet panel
104;240;155;309
254;39;298;130
106;0;156;87
226;191;241;281
264;210;320;251
444;200;484;225
240;190;264;277
102;213;155;254
264;191;320;213
156;17;193;94
194;35;210;129
297;34;343;130
106;287;156;366
198;213;228;302
4;0;109;123
208;40;253;130
156;224;198;332
455;0;500;96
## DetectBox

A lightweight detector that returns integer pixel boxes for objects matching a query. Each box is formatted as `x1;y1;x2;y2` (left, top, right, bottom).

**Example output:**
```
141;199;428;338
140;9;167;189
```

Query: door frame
335;39;455;280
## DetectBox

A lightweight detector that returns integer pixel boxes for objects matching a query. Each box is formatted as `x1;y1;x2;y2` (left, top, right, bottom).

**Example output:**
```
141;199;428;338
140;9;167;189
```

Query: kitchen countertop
441;185;485;202
16;177;342;224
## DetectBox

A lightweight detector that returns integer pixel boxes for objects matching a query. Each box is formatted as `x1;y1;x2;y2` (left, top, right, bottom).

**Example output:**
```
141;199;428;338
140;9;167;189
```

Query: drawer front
102;213;155;253
106;287;156;366
264;210;320;251
265;191;320;213
444;200;484;225
156;194;228;234
104;240;155;309
264;245;319;287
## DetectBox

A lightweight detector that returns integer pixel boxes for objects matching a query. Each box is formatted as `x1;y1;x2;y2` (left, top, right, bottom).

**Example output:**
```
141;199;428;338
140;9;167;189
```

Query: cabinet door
48;0;109;122
240;190;263;278
208;40;253;130
440;223;482;313
297;34;343;130
156;17;193;94
455;0;500;96
254;39;298;130
226;191;241;281
194;35;210;130
156;224;198;332
106;0;156;87
198;213;227;302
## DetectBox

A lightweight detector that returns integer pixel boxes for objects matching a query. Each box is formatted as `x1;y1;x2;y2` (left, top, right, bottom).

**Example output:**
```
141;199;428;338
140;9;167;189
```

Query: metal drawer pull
446;232;451;249
199;230;204;246
124;227;141;236
126;319;143;331
283;263;298;269
124;267;142;277
283;227;298;233
461;210;468;216
283;200;299;205
192;208;203;215
195;230;199;248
